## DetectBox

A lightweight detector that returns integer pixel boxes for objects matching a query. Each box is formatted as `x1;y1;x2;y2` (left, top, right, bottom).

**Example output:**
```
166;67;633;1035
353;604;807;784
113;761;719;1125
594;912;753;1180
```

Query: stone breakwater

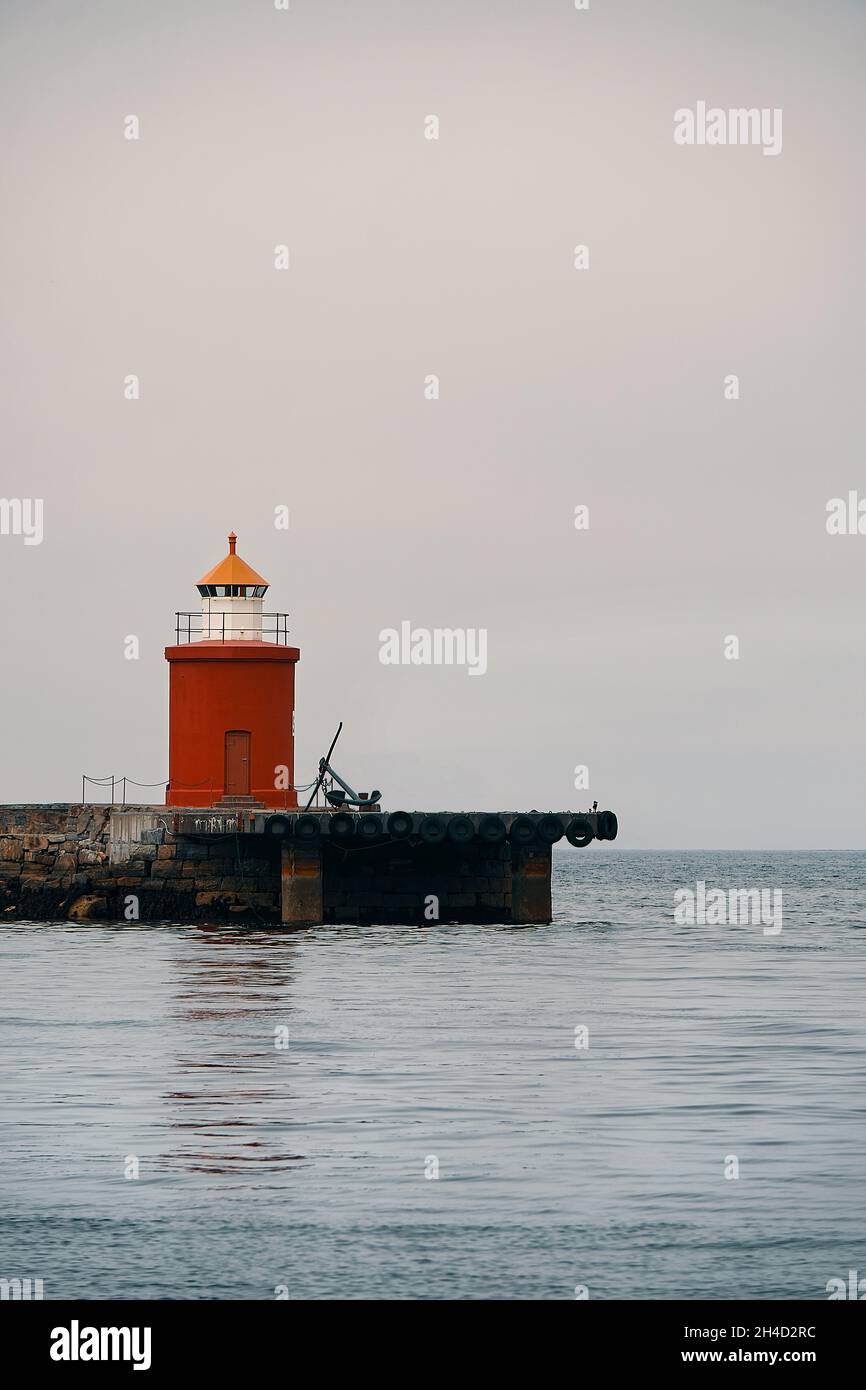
0;804;281;923
0;805;554;925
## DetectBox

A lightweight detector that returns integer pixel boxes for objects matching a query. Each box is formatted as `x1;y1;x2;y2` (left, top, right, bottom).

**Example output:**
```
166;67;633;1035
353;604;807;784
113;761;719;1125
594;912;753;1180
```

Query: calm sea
1;851;865;1300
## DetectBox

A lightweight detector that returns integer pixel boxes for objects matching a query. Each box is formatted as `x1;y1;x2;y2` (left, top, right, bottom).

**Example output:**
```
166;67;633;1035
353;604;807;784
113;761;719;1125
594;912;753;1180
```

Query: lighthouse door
224;730;251;796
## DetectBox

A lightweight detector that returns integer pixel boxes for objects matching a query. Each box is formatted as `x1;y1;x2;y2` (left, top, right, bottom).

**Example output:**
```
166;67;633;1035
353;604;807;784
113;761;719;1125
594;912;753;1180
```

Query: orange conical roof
198;532;269;588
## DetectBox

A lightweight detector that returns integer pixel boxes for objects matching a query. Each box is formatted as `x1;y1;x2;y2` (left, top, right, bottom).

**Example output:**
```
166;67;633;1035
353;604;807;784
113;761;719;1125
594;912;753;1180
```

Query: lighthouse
164;533;300;809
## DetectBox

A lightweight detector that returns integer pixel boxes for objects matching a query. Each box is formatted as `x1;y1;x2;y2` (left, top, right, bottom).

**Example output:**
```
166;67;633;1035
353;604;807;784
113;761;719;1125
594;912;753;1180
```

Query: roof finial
228;531;237;555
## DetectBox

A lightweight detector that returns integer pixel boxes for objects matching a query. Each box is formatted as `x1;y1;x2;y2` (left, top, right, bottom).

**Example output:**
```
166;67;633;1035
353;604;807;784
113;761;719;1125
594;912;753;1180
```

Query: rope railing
80;774;214;806
81;773;317;807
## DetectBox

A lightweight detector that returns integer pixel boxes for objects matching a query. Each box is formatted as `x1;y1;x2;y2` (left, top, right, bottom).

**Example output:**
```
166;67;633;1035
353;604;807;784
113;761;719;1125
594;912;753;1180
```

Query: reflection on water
162;930;305;1177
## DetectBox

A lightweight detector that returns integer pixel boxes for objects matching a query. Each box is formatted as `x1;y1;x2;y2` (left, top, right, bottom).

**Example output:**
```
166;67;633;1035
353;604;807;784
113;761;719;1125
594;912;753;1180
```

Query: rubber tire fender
294;814;321;842
329;812;356;841
357;813;384;841
565;816;594;848
447;814;475;844
264;814;293;837
419;815;447;845
387;811;414;840
509;815;536;845
478;814;506;844
536;814;565;845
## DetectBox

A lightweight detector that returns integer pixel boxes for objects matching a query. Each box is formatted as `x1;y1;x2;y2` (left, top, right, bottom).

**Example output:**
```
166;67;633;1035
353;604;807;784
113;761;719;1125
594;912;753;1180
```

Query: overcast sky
1;0;864;848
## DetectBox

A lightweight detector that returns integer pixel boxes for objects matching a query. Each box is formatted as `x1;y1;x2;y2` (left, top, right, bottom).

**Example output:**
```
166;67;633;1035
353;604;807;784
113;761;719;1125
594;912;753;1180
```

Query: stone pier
0;804;615;925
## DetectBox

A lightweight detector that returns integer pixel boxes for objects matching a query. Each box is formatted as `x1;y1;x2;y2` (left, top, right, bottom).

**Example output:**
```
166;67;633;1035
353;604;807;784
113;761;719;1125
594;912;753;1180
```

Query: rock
175;843;209;861
151;861;182;878
21;863;50;878
67;894;108;921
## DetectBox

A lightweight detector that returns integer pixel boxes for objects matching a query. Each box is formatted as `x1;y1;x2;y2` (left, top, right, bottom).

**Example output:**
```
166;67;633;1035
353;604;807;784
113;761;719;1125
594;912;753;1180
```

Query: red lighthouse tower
164;533;300;809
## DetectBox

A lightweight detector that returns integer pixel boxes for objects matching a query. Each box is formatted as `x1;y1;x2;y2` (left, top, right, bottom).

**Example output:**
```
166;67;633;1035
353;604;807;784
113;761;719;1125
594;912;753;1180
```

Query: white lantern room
195;532;269;641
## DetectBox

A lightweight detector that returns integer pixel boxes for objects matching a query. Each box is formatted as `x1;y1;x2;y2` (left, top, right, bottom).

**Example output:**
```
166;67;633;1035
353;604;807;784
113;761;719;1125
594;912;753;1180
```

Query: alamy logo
379;621;488;676
0;1277;43;1299
50;1321;152;1371
0;497;43;545
674;102;782;156
674;880;782;935
826;493;866;535
826;1270;866;1299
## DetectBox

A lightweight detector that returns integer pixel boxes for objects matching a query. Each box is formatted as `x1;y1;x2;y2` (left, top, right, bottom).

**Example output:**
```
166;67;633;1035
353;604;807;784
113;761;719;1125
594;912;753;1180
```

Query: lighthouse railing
173;612;291;644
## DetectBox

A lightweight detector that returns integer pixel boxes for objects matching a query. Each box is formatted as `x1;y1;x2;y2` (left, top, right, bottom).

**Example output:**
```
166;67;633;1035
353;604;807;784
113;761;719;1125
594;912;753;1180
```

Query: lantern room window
196;583;267;598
